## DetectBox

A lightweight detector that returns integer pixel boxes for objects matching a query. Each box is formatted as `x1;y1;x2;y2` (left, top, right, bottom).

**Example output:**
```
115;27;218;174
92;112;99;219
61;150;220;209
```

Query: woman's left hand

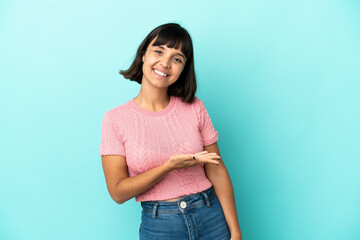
230;229;242;240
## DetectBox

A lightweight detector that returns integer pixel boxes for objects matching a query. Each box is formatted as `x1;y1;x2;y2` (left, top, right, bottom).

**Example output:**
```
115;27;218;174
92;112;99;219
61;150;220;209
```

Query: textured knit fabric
99;95;219;201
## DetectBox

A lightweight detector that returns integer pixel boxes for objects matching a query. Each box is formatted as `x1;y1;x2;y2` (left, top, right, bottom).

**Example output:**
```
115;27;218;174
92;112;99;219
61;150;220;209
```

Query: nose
159;55;171;68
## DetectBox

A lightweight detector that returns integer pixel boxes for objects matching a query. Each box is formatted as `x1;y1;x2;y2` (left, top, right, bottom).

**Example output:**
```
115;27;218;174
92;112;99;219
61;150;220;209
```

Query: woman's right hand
164;151;221;171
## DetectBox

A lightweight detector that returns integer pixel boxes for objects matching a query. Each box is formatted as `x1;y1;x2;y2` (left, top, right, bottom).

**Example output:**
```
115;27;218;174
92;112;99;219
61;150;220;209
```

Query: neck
134;90;170;112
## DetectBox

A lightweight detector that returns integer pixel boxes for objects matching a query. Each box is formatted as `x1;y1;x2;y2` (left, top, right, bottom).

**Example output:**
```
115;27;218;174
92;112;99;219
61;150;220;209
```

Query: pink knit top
99;95;219;202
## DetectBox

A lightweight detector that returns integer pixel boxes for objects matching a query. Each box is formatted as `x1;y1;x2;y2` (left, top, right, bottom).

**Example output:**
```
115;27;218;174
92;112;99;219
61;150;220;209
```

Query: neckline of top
129;95;177;117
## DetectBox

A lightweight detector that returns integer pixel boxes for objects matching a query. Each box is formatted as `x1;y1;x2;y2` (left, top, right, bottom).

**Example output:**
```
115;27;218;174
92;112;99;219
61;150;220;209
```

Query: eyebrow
156;45;186;60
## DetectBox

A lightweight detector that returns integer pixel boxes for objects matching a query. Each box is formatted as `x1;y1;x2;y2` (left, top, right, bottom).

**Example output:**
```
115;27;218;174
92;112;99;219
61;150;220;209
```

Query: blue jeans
139;187;231;240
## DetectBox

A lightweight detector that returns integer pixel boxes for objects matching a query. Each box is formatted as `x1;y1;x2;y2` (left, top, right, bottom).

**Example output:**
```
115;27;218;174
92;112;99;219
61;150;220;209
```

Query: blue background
1;0;359;239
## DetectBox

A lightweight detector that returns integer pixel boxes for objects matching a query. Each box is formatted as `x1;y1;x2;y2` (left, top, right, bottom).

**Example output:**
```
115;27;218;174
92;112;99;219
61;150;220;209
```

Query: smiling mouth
153;69;169;79
154;69;169;76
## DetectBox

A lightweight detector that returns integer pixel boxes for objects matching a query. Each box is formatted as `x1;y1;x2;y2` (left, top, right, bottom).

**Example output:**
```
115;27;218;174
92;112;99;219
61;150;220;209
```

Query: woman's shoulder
103;99;133;119
175;95;203;105
189;96;205;109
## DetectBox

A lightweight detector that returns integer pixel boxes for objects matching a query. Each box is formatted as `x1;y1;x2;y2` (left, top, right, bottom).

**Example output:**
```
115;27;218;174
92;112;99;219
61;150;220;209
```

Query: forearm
114;163;172;204
206;164;242;238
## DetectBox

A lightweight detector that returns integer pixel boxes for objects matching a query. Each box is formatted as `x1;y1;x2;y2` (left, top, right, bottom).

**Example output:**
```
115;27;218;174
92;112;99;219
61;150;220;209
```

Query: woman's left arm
204;142;242;240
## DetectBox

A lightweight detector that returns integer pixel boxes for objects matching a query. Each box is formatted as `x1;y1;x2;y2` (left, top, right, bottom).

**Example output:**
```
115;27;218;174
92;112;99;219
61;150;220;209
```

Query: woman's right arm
101;151;220;204
102;155;171;204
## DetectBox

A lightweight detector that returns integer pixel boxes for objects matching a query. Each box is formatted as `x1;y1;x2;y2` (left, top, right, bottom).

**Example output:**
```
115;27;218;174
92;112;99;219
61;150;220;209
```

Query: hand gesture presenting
165;151;221;171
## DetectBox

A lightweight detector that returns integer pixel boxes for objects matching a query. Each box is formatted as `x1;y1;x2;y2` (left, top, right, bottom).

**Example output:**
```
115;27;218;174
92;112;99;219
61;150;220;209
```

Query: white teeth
154;69;168;77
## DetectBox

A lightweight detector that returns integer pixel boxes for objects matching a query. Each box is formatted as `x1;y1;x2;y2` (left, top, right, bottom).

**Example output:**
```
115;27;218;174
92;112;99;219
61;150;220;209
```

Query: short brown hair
120;23;197;103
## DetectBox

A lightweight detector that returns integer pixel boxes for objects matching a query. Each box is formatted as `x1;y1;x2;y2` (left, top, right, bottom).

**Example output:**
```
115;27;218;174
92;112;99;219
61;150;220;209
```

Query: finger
197;158;219;165
191;151;208;160
206;160;220;165
197;151;208;154
198;153;221;160
205;153;219;157
188;153;197;160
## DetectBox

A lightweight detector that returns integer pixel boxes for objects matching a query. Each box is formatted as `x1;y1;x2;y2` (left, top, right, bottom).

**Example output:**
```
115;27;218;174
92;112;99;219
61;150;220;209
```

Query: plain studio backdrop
0;0;359;239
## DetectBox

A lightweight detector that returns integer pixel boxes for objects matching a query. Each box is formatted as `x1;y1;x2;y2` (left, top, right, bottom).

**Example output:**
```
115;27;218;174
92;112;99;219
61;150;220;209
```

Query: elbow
115;199;126;205
111;196;126;205
111;193;129;205
109;181;132;204
110;194;126;205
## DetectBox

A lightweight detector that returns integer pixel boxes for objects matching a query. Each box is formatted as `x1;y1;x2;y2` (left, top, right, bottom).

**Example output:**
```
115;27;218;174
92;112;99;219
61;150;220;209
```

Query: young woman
100;23;242;240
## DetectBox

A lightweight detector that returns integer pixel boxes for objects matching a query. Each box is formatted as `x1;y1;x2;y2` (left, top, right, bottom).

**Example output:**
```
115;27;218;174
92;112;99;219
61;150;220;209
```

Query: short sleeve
196;99;219;146
99;112;126;157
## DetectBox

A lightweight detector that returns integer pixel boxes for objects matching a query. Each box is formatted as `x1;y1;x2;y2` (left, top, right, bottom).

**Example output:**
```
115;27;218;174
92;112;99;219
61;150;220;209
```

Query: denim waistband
141;187;215;217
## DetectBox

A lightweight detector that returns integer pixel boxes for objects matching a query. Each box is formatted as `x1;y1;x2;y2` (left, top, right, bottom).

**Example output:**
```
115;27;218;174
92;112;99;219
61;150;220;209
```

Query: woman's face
142;36;187;88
